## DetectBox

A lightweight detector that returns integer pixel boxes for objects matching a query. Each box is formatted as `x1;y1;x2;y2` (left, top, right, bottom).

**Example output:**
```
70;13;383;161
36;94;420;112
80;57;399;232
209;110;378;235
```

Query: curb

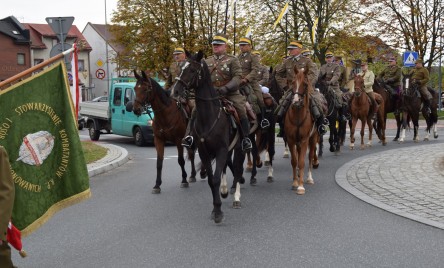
87;144;130;178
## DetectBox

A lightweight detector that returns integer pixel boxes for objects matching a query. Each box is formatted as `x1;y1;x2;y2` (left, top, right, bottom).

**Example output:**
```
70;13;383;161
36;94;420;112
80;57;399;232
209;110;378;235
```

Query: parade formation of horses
399;73;439;142
349;75;385;149
284;65;320;195
171;50;246;223
132;70;197;193
317;78;345;155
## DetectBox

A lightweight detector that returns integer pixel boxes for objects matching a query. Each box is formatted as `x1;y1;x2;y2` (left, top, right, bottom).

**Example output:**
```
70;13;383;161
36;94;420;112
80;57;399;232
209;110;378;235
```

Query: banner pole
0;47;75;90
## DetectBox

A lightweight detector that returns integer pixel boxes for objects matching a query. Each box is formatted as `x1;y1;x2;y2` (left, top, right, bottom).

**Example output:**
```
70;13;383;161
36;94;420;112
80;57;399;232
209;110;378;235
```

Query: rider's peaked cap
239;37;252;45
352;59;362;65
173;47;185;54
415;59;423;64
287;41;303;49
325;51;334;58
388;56;396;62
212;33;229;45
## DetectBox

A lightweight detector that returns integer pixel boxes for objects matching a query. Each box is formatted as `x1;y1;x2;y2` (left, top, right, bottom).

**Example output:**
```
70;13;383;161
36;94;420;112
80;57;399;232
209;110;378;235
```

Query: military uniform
377;64;401;93
357;68;378;116
319;61;343;106
409;64;432;100
164;61;182;90
238;51;264;111
0;146;15;268
257;65;269;86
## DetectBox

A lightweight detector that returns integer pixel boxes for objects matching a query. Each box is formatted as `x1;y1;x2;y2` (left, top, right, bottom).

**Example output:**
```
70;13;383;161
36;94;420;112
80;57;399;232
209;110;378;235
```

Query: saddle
220;98;256;125
176;97;191;119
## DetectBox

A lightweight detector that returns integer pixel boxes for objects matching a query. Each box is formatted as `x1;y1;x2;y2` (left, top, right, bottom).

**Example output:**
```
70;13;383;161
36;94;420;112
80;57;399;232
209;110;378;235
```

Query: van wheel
88;124;100;141
134;127;146;146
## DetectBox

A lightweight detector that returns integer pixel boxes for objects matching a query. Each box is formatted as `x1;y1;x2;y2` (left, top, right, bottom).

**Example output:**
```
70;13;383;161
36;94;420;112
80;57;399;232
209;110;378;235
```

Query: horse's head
133;70;153;116
402;72;417;96
291;65;310;108
172;50;205;97
353;75;365;97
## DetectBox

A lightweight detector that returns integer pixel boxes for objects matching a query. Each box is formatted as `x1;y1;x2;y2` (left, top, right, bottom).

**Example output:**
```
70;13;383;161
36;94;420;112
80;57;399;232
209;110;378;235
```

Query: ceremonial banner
273;1;289;29
0;62;91;236
312;17;319;44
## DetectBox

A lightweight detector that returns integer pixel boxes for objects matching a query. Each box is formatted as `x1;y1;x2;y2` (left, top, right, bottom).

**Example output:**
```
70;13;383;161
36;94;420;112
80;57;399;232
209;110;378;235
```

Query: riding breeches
419;85;432;100
366;91;378;113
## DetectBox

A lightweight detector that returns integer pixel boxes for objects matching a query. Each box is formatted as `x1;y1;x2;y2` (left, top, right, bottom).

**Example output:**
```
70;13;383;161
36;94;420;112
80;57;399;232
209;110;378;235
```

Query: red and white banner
70;43;81;120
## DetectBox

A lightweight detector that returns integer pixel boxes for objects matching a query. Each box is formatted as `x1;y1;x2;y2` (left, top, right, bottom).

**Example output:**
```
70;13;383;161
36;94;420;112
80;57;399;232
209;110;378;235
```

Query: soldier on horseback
252;51;270;87
238;38;270;129
377;57;401;114
319;51;347;122
181;33;253;152
274;41;327;135
164;47;187;91
357;61;378;120
409;59;432;115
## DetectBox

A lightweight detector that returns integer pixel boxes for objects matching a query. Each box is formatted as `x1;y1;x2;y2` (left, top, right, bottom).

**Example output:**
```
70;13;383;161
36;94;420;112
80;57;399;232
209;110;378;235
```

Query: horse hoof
152;188;161;194
221;192;228;199
230;187;236;195
232;201;241;209
360;145;365;150
283;153;289;158
313;163;319;169
329;146;335;152
245;167;252;172
349;146;354;150
296;187;305;195
200;170;207;179
257;161;263;168
211;211;224;223
434;134;439;139
306;178;314;185
393;137;399;141
239;176;246;184
267;176;274;183
291;185;298;191
424;138;429;141
188;177;196;183
250;178;257;185
180;182;189;188
264;160;271;166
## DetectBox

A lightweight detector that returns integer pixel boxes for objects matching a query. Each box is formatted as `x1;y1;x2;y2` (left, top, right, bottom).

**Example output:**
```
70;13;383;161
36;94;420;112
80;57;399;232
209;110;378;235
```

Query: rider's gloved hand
215;86;228;96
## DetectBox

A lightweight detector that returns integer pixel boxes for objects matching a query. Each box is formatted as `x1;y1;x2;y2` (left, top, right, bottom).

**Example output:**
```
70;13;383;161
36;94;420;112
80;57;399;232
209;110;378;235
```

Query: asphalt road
13;128;444;268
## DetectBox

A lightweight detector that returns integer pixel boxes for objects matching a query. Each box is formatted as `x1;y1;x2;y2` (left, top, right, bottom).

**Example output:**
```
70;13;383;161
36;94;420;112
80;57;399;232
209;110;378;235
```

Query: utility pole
439;28;443;110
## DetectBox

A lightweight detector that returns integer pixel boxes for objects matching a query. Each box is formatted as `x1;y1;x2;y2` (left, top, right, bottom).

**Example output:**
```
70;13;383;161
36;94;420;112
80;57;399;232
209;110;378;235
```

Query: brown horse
349;76;385;149
132;70;196;194
284;65;320;195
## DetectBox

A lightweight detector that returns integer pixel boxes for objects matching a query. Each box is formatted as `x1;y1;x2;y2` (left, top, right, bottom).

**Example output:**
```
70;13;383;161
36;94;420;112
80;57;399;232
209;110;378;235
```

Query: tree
359;0;444;69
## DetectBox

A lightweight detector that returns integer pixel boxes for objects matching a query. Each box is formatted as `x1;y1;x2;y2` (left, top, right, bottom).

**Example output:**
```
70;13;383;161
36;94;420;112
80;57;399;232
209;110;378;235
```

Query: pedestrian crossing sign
403;51;418;67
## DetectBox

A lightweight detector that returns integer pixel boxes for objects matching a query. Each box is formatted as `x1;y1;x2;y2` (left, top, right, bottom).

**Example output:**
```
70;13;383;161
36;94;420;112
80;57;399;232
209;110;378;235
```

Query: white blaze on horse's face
292;80;300;103
175;61;190;81
405;78;409;90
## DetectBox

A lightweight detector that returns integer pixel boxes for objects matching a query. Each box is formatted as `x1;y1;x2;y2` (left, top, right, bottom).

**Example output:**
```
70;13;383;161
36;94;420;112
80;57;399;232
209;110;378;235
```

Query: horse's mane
148;77;171;106
293;67;313;94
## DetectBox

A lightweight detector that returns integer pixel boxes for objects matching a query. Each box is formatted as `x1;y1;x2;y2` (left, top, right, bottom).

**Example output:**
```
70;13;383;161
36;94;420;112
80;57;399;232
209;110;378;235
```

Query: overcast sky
0;0;118;31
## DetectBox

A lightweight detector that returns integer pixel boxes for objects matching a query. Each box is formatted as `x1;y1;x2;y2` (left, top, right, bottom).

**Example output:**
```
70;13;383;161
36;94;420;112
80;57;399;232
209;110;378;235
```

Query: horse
284;65;320;195
349;75;385;149
132;70;197;194
317;78;346;155
373;79;402;142
171;50;246;223
246;95;277;186
398;73;439;142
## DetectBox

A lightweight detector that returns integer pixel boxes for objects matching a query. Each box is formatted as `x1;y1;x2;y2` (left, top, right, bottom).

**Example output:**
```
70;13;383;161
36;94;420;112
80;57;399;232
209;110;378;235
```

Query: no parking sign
95;69;106;80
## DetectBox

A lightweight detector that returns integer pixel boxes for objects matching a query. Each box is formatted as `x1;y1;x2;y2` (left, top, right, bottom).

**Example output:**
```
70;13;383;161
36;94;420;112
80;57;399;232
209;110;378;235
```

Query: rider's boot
240;117;252;152
275;92;292;120
260;107;270;129
339;104;348;122
371;99;378;120
181;115;196;148
311;103;328;135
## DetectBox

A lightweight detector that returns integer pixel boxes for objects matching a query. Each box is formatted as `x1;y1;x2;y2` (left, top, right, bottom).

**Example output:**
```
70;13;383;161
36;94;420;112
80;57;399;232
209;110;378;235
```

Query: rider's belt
214;80;228;87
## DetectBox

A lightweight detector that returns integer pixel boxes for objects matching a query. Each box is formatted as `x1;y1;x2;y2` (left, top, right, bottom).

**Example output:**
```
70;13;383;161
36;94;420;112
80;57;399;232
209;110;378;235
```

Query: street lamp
439;29;443;110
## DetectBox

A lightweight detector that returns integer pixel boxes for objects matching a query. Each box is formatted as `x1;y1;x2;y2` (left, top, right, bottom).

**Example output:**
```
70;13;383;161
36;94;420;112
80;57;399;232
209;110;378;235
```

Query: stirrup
318;125;327;135
241;138;252;152
372;113;377;120
260;118;270;129
181;135;194;148
340;115;348;122
323;118;330;125
425;107;431;115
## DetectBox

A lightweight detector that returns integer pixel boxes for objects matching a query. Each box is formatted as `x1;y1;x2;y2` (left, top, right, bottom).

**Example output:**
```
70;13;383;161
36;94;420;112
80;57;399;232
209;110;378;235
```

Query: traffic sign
46;17;74;42
403;51;418;67
49;43;72;69
96;69;106;80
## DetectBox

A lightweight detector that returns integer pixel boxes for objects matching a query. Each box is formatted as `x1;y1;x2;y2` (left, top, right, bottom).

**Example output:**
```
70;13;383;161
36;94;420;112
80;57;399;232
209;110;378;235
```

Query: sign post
403;51;418;67
46;17;74;70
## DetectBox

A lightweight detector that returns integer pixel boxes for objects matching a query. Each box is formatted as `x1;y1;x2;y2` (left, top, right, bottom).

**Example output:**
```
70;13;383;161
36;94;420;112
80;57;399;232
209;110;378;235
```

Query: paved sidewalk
336;144;444;229
86;143;130;178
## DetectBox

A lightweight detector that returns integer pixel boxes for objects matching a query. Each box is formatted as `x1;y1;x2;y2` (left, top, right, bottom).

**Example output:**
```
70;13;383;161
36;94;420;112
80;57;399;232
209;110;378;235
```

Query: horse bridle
134;77;153;107
292;78;308;108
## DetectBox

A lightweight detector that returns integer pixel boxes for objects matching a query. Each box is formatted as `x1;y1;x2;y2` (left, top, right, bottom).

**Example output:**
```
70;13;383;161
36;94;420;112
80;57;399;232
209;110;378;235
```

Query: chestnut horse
132;70;196;194
284;66;320;195
349;75;385;149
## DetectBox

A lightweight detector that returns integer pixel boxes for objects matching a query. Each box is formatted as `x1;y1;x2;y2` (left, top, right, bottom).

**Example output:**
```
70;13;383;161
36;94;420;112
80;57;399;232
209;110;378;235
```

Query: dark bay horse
171;50;246;223
349;75;385;149
399;73;439;142
132;70;196;194
285;65;320;195
373;79;402;141
317;79;345;154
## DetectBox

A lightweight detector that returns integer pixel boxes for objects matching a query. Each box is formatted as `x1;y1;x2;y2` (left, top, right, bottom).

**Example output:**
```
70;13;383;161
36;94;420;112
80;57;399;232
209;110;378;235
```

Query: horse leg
207;154;224;223
413;121;419;142
152;137;165;194
359;119;366;150
289;142;299;190
232;146;245;209
250;136;259;185
318;134;324;158
267;134;275;183
296;143;308;195
245;152;253;172
188;148;197;183
366;118;373;147
349;117;357;150
264;150;270;166
220;164;228;199
283;142;289;158
177;144;189;188
399;112;408;143
306;134;318;185
393;113;401;141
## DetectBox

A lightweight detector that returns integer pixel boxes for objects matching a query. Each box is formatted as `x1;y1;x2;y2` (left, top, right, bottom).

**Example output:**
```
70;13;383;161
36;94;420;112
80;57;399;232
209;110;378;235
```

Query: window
34;59;44;66
17;53;25;65
113;87;122;106
78;60;85;71
124;88;134;105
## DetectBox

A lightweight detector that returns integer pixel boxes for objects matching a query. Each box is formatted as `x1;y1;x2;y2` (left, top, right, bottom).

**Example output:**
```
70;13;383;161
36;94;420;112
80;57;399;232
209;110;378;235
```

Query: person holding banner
0;146;15;268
